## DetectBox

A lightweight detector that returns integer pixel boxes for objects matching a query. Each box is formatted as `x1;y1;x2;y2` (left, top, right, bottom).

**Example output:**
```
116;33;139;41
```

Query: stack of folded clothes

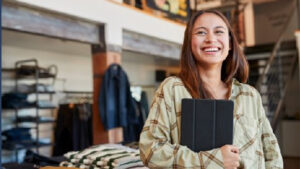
59;144;148;169
2;93;56;109
16;116;55;123
2;93;35;109
2;127;33;150
17;83;55;93
16;65;57;78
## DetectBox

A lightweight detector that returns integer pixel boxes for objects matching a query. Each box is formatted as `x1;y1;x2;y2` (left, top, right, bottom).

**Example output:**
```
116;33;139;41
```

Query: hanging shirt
139;76;283;169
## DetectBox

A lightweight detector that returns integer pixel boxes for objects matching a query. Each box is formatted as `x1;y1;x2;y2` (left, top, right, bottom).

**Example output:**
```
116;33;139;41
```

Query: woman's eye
196;31;206;35
215;30;224;34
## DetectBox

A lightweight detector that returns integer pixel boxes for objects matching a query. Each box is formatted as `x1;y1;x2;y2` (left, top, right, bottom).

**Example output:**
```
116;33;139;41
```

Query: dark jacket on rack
99;64;138;135
53;103;93;156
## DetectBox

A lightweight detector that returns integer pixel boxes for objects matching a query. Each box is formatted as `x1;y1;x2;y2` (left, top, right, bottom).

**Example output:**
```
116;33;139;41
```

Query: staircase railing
271;59;297;130
255;0;298;130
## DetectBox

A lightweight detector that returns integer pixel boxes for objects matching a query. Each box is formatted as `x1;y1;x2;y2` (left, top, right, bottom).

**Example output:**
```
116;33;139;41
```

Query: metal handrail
271;55;298;130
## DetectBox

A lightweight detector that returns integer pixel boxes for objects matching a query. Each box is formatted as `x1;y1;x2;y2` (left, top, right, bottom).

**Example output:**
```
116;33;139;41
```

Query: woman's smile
201;46;222;55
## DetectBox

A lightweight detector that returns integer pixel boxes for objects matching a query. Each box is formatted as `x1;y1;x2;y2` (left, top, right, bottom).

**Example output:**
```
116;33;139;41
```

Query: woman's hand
220;145;240;169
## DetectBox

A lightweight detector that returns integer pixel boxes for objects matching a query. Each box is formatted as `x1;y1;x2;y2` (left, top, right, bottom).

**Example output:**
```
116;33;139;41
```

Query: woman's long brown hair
178;10;249;99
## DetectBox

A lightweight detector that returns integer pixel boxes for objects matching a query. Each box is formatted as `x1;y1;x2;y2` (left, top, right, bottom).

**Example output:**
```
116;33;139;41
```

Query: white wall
122;50;180;105
122;50;180;86
2;29;93;161
2;30;93;92
14;0;186;46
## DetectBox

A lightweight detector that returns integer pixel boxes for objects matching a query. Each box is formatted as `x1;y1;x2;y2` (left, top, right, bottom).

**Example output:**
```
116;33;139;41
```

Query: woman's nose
205;32;216;43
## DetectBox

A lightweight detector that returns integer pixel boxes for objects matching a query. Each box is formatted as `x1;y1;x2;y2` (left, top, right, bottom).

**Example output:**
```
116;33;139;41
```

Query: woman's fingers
221;145;240;169
229;145;239;154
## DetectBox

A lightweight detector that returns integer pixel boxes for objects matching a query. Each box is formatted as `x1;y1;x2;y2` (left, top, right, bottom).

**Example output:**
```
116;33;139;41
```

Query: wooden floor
284;157;300;169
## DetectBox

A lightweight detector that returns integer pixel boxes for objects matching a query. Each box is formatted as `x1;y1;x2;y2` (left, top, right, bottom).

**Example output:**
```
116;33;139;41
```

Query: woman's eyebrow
193;26;207;31
194;26;226;31
215;26;226;30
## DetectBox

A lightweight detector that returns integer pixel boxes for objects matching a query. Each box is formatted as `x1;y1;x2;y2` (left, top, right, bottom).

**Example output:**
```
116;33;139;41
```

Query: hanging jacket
99;64;138;131
53;103;93;156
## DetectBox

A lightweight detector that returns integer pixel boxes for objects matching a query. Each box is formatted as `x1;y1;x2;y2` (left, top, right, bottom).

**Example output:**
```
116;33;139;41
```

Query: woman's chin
197;57;225;66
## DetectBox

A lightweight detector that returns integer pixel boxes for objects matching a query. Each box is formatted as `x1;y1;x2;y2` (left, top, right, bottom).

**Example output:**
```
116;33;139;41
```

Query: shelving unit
2;59;58;162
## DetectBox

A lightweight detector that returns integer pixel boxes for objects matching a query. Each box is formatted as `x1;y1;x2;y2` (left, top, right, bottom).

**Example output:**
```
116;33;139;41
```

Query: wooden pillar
92;38;124;144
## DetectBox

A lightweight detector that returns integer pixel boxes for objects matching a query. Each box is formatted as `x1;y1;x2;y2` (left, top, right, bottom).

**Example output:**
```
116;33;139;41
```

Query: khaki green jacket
139;77;283;169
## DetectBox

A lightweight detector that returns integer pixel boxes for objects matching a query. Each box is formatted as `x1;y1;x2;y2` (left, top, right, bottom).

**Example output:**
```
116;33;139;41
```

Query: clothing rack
63;91;93;94
60;91;93;104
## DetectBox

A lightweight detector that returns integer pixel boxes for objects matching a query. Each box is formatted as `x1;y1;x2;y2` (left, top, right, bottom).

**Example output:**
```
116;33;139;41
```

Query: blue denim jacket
99;64;138;131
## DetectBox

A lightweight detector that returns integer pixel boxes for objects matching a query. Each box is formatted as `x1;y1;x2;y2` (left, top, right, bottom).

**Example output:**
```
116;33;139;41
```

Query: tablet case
180;99;234;152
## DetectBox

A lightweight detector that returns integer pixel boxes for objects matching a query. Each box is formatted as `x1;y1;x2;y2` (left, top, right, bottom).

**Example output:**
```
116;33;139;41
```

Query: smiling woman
179;10;248;100
191;13;230;65
139;10;283;169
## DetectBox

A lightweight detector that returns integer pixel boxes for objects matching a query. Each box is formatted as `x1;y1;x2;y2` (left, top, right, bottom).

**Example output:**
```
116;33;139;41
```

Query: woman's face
191;13;230;67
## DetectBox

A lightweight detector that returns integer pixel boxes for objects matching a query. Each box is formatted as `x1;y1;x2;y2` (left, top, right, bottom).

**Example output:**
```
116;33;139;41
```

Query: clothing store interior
1;0;300;169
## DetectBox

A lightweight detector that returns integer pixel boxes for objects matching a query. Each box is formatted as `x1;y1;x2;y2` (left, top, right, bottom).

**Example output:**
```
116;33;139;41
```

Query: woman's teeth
203;48;219;52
